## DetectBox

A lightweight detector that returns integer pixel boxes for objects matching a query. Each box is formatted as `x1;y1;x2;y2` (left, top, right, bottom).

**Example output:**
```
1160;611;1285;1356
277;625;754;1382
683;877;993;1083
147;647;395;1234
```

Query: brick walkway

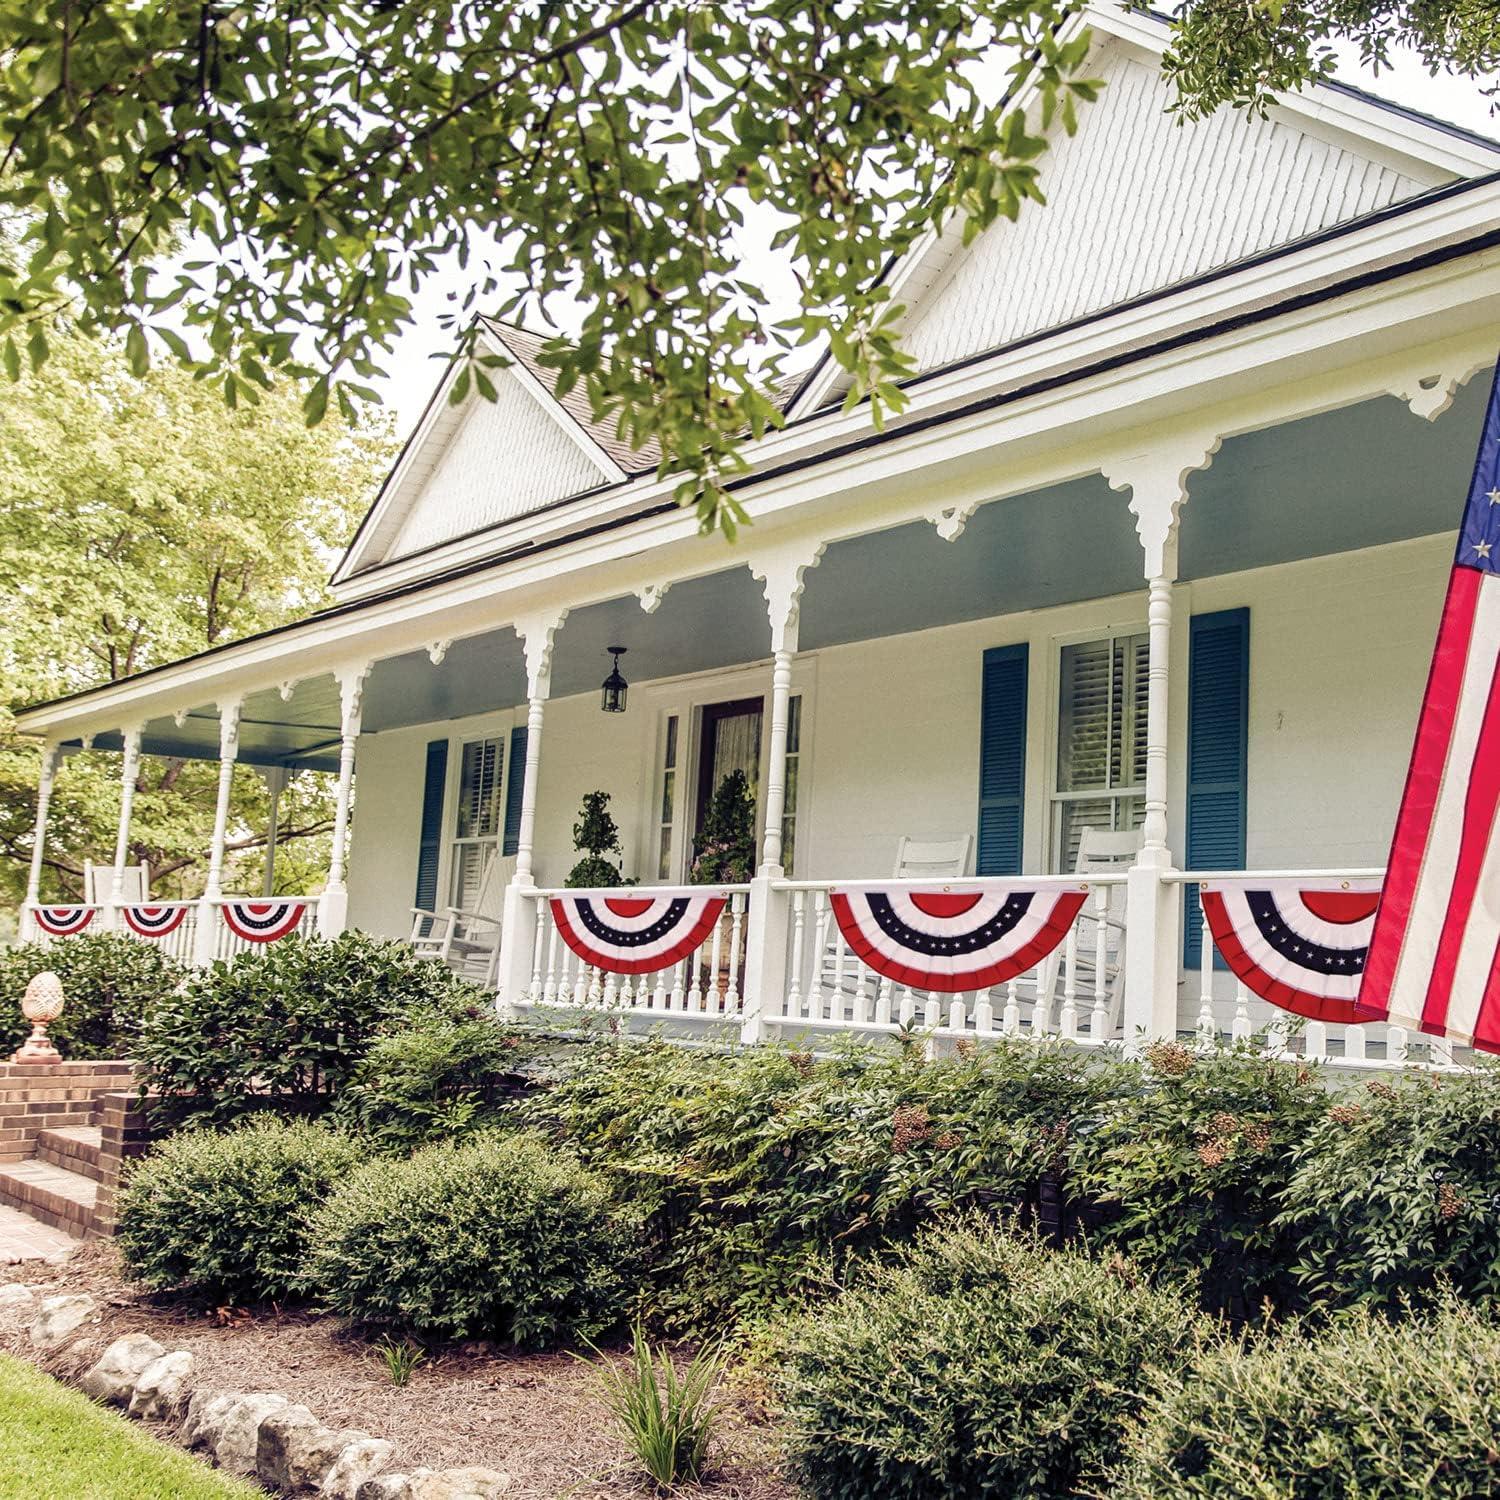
0;1203;77;1263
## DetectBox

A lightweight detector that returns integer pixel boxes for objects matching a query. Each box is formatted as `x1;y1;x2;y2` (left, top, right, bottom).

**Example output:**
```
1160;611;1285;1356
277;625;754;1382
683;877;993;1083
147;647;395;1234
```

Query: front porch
15;368;1492;1074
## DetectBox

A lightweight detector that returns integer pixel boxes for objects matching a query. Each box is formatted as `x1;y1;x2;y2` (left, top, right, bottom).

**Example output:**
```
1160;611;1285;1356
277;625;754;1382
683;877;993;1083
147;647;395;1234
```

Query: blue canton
1459;365;1500;576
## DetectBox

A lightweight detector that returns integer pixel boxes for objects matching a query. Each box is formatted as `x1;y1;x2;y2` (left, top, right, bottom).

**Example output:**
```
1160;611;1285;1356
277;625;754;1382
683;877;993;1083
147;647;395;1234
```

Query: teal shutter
413;739;449;929
1184;609;1249;966
502;726;528;857
977;644;1029;876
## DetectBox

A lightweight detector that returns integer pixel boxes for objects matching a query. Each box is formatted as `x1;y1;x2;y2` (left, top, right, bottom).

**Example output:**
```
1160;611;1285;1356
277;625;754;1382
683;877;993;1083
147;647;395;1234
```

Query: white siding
385;371;606;561
348;534;1450;948
899;46;1434;375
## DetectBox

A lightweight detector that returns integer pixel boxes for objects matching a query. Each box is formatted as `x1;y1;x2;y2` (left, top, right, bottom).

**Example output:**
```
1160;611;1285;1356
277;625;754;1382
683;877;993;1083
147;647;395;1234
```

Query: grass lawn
0;1352;262;1500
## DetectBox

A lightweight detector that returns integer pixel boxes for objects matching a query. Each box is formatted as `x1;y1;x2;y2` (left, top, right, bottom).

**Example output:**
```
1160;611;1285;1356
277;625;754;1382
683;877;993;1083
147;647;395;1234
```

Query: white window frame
445;730;506;909
1046;623;1148;873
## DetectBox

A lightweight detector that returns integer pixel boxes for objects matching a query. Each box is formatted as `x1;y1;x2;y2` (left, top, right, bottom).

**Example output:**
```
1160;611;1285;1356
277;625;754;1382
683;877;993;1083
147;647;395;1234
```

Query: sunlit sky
372;36;1500;436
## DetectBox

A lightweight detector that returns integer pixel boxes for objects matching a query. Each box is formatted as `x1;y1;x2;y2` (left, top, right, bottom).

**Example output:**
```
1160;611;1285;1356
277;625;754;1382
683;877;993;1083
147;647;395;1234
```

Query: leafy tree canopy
0;1;1492;539
0;329;393;907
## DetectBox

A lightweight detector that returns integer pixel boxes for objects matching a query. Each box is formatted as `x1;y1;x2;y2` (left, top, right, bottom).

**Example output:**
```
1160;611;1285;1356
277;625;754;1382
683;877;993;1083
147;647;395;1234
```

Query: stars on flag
1478;540;1495;560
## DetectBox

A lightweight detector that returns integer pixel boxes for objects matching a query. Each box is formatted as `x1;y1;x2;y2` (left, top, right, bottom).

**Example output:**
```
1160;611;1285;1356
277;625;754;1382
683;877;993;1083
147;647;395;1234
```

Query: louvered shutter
977;644;1029;876
502;725;528;857
1184;609;1249;966
413;739;448;931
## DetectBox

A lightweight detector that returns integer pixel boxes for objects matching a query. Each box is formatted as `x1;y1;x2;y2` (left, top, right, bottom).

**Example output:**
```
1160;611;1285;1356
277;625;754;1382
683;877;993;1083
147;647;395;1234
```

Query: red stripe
1358;567;1484;1020
1420;650;1500;1032
1471;934;1500;1054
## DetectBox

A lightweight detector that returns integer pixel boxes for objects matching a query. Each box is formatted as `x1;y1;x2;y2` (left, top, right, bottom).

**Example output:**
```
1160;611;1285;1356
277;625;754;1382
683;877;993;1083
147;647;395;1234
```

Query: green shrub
1278;1067;1500;1311
307;1132;633;1347
1066;1042;1327;1317
134;931;495;1127
1113;1298;1500;1498
116;1118;364;1303
768;1217;1205;1500
334;1007;534;1151
0;934;181;1058
515;1036;1124;1333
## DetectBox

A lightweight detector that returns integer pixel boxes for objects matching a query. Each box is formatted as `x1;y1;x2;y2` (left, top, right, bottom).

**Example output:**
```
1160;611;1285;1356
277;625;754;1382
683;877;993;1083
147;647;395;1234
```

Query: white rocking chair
1031;826;1139;1031
83;860;149;904
409;851;509;987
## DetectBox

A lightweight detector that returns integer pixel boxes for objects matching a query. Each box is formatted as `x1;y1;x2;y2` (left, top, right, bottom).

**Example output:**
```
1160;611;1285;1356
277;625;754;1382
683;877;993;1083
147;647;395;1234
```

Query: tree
0;330;394;910
0;5;1489;540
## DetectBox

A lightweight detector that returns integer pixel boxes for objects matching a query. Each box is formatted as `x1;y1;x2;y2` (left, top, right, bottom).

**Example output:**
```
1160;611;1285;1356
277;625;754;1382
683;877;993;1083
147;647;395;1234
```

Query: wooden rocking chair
409;850;509;986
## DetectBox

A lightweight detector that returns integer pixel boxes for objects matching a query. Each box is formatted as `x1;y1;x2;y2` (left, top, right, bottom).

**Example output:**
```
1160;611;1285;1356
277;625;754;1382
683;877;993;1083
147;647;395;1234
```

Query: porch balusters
20;742;61;941
193;703;240;964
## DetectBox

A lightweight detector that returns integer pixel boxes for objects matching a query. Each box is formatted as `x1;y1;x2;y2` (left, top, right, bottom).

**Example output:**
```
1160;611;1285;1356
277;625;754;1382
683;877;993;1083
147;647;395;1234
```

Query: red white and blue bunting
32;905;95;937
549;891;729;975
221;900;306;944
830;884;1089;993
1199;879;1382;1024
122;905;189;939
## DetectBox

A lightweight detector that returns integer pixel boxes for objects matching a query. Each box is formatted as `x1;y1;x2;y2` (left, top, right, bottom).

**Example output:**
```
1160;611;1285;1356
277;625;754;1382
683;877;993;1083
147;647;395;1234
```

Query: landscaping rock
27;1292;96;1350
259;1404;375;1495
0;1283;35;1310
79;1332;167;1405
321;1438;395;1500
212;1392;293;1476
354;1476;411;1500
406;1468;512;1499
182;1390;239;1450
129;1350;195;1423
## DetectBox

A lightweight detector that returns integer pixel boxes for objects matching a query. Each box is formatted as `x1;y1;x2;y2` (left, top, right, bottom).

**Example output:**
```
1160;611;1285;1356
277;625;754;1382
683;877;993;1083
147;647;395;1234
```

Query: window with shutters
1050;632;1148;872
655;714;679;880
781;695;803;876
450;735;503;910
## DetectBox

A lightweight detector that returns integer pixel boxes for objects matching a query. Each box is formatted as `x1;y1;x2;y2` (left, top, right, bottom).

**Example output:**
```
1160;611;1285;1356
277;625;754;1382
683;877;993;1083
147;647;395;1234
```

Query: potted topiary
565;791;628;888
688;770;756;1004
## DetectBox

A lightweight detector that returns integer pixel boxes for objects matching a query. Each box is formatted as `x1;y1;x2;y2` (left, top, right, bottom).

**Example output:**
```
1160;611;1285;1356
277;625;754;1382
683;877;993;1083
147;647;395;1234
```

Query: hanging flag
1357;362;1500;1050
1200;879;1381;1024
549;891;728;975
221;900;306;943
829;884;1088;993
32;905;95;937
122;905;189;939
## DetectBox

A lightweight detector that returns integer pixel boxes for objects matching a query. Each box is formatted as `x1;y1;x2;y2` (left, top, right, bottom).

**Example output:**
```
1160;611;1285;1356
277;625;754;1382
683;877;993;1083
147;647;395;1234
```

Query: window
655;715;679;880
781;695;802;876
1051;633;1147;871
450;735;503;909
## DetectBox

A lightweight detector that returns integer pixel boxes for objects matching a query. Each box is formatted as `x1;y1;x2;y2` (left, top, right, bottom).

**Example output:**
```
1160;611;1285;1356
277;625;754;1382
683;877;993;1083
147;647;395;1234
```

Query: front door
694;697;763;868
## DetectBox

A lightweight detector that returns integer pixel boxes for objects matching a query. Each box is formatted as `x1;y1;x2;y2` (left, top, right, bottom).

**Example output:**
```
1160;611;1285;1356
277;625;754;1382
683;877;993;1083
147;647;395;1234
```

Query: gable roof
786;3;1500;416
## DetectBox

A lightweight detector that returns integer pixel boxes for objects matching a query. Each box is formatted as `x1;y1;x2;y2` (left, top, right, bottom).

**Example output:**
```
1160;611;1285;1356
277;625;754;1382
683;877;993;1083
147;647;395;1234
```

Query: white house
14;6;1500;1067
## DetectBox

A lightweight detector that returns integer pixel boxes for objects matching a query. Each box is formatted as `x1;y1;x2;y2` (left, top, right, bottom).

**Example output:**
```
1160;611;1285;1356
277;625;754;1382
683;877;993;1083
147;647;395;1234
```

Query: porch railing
1169;869;1466;1071
516;885;752;1021
768;875;1128;1044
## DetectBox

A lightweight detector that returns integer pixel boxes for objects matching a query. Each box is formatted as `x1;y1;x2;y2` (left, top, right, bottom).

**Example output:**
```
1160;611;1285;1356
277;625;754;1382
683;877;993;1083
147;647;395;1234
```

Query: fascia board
18;231;1500;746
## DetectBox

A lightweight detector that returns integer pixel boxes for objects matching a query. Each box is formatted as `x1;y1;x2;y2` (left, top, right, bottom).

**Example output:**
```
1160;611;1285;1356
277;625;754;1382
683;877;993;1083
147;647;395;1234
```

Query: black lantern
601;646;629;713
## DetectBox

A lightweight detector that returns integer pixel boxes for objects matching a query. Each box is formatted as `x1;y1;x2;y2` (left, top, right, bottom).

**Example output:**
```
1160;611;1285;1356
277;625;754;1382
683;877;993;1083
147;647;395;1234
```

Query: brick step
35;1125;105;1183
0;1159;97;1239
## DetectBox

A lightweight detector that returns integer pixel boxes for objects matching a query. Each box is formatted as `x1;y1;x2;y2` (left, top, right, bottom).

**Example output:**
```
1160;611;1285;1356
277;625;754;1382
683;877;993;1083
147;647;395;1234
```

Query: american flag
1357;363;1500;1050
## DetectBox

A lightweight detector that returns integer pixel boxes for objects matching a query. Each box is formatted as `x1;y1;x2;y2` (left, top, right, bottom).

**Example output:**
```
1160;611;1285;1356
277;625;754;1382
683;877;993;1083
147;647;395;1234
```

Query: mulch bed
0;1245;793;1499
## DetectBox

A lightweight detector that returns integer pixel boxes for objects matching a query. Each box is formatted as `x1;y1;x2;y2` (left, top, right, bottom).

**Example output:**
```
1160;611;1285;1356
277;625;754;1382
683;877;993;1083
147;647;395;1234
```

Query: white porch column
318;665;369;937
1103;434;1218;1045
193;702;241;963
20;741;62;941
742;545;824;1042
497;613;566;1009
259;766;290;897
106;725;144;929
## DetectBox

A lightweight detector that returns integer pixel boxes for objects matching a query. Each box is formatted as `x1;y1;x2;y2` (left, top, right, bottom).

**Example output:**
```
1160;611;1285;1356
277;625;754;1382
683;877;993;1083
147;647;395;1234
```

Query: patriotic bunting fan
1200;880;1381;1024
830;884;1089;993
33;905;95;937
549;891;728;975
123;905;188;939
222;901;306;943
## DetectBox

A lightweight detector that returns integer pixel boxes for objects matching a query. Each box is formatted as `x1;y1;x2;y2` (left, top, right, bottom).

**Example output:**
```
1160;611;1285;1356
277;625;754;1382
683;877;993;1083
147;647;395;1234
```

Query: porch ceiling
70;366;1491;768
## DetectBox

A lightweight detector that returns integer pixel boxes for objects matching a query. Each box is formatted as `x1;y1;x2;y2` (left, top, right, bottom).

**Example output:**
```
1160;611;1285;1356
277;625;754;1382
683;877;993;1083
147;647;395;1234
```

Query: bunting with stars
1356;360;1500;1051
